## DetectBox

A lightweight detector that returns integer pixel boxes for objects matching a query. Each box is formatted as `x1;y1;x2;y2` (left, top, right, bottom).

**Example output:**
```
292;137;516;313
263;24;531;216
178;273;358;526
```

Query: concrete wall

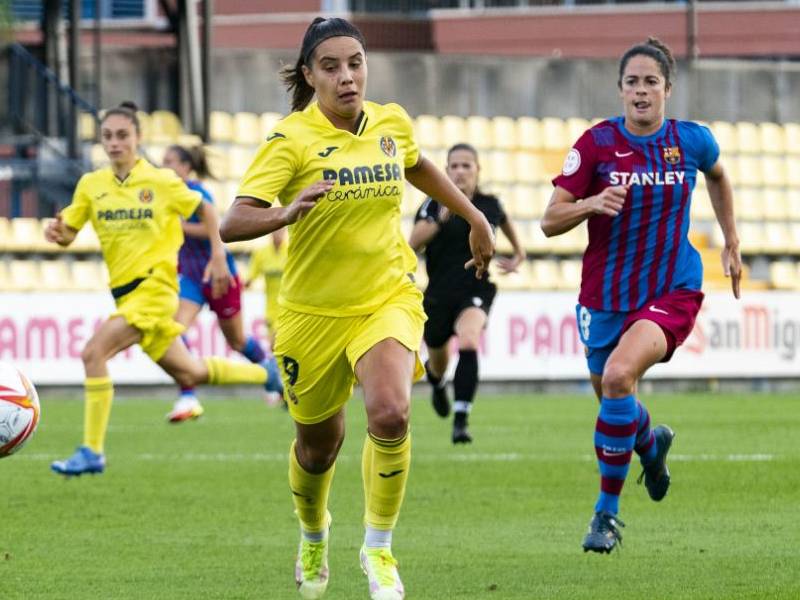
88;48;800;124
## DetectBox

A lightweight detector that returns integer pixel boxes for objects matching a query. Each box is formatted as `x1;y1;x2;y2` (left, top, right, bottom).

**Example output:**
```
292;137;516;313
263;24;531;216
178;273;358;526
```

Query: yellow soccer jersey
62;159;202;288
238;101;420;316
247;238;289;318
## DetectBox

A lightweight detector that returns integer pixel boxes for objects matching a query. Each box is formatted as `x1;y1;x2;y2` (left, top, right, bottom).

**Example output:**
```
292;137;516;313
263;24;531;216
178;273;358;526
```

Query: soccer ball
0;362;40;458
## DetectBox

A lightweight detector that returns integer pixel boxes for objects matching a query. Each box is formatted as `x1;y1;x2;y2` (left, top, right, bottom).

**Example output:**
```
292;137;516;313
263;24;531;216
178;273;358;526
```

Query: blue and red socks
594;394;638;515
241;335;266;364
634;400;658;465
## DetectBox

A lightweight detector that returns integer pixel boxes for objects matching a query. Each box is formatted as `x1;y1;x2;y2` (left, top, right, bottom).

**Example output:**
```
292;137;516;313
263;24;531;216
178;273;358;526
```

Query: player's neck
318;104;363;134
111;157;138;182
623;117;664;137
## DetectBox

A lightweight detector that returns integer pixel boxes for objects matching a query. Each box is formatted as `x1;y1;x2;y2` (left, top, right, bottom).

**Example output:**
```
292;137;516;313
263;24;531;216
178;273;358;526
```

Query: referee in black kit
409;143;526;444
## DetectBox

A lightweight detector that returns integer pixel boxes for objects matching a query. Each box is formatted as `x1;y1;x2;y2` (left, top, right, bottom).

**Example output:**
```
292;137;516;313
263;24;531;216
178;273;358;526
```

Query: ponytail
167;144;215;180
280;56;316;113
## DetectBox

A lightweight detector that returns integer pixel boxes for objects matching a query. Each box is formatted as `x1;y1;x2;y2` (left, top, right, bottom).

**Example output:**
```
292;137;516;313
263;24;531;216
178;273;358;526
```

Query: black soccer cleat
452;422;472;444
582;511;625;554
425;360;450;418
637;425;675;502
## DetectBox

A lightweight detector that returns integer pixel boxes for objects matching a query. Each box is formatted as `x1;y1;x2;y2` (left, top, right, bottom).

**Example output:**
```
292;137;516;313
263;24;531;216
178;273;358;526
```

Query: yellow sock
289;440;335;533
82;376;113;454
204;357;267;385
363;430;411;530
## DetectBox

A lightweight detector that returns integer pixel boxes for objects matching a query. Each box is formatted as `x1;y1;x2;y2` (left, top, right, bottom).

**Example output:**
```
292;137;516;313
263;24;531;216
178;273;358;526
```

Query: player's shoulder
262;110;308;144
368;101;413;125
581;117;622;148
674;119;714;138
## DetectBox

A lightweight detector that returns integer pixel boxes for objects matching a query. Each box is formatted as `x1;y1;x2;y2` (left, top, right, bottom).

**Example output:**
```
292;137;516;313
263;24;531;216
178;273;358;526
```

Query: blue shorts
577;288;704;376
179;274;243;320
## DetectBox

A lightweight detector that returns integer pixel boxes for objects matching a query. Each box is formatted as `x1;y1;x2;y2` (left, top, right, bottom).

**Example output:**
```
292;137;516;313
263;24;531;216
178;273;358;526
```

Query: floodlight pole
687;0;699;63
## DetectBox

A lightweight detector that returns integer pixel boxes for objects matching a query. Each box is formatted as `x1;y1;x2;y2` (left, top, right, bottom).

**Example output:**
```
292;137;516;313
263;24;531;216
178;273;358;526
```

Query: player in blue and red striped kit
542;38;742;553
163;145;270;422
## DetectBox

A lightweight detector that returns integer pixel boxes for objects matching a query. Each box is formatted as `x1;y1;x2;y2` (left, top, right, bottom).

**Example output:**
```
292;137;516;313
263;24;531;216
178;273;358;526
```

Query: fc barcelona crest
662;146;681;165
379;136;397;158
138;188;154;204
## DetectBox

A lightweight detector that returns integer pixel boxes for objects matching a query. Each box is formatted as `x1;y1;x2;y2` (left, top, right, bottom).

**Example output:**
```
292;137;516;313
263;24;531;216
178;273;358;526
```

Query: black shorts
422;286;497;349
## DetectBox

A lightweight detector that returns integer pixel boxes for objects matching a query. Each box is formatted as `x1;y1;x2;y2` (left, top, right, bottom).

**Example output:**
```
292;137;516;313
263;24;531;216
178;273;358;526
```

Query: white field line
14;452;779;463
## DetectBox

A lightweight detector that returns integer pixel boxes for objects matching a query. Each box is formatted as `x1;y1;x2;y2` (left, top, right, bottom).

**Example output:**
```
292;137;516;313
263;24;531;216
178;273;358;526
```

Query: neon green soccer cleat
359;545;404;600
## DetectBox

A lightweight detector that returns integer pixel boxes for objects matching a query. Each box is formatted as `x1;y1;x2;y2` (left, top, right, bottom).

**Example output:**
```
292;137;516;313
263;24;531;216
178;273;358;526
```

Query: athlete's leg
451;307;487;443
591;320;667;514
355;338;413;598
291;412;344;599
51;317;140;476
168;298;205;422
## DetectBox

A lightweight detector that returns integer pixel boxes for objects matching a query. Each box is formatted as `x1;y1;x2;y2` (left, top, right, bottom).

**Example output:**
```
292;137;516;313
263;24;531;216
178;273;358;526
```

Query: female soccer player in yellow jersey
44;101;283;477
220;17;495;600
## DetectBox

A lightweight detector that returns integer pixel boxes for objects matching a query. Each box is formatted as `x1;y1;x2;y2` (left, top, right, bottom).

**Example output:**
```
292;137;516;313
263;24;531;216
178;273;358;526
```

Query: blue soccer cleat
51;445;106;477
582;510;625;554
637;425;675;501
262;356;284;395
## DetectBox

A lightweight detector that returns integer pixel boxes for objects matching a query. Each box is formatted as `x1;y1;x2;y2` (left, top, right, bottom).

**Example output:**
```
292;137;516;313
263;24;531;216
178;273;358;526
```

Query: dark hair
279;17;367;113
618;37;676;89
167;144;214;179
447;143;479;164
101;100;141;134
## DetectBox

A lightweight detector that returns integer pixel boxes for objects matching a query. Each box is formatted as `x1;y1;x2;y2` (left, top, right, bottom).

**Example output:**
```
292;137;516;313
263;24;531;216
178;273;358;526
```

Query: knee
296;437;342;473
601;361;636;398
81;341;106;370
368;392;410;439
458;339;480;352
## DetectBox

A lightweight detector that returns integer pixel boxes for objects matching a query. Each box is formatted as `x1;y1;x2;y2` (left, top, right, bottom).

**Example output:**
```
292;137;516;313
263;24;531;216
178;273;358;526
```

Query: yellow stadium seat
786;190;800;215
493;260;532;291
735;121;760;154
710;121;737;154
486;150;514;183
536;184;554;218
769;261;799;290
150;110;183;143
688;229;709;250
90;143;109;168
71;223;101;252
260;112;283;139
509;184;539;219
690;195;715;221
465;116;492;150
228;145;256;180
0;260;8;288
209;111;234;144
39;260;72;290
551;223;588;254
559;259;582;290
786;157;800;188
79;112;97;141
135;111;152;143
440;115;466;148
763;223;792;254
529;259;560;290
784;123;800;155
8;260;40;291
565;118;590;146
204;145;229;180
541;117;568;151
71;260;107;290
516;117;543;151
789;223;800;254
735;188;764;221
514;151;547;184
491;116;517;150
176;133;203;148
736;156;763;187
763;188;788;221
233;112;261;146
0;217;10;251
414;115;441;149
223;180;242;209
201;180;225;212
734;222;764;254
759;122;785;155
719;153;738;185
8;218;44;252
144;144;167;166
760;156;787;186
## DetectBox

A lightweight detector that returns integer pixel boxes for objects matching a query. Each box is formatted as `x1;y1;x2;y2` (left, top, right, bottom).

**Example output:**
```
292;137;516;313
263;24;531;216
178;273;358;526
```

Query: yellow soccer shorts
274;280;426;425
113;270;185;361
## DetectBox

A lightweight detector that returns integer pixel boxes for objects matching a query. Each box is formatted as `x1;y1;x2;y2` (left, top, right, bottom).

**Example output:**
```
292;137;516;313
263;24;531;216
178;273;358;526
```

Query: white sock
365;526;392;549
453;400;472;414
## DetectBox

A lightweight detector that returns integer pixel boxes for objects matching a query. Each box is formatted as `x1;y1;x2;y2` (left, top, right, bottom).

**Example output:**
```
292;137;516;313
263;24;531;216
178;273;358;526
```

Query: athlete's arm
704;161;741;299
541;185;628;237
406;157;494;278
197;201;232;299
408;220;439;252
44;214;78;247
496;219;526;274
181;220;209;239
220;180;334;242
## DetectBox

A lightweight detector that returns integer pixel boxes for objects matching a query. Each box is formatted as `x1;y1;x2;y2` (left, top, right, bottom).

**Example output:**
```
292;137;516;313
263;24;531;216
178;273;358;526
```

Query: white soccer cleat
295;514;331;599
360;545;404;600
166;397;204;423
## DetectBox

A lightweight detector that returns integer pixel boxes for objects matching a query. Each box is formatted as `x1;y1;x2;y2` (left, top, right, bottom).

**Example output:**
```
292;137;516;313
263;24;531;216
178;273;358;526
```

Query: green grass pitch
2;391;799;599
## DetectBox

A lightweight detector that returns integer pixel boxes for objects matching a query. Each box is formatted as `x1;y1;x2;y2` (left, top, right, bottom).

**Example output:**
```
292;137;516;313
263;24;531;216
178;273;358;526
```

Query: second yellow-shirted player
245;226;289;344
45;101;284;477
220;17;495;600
